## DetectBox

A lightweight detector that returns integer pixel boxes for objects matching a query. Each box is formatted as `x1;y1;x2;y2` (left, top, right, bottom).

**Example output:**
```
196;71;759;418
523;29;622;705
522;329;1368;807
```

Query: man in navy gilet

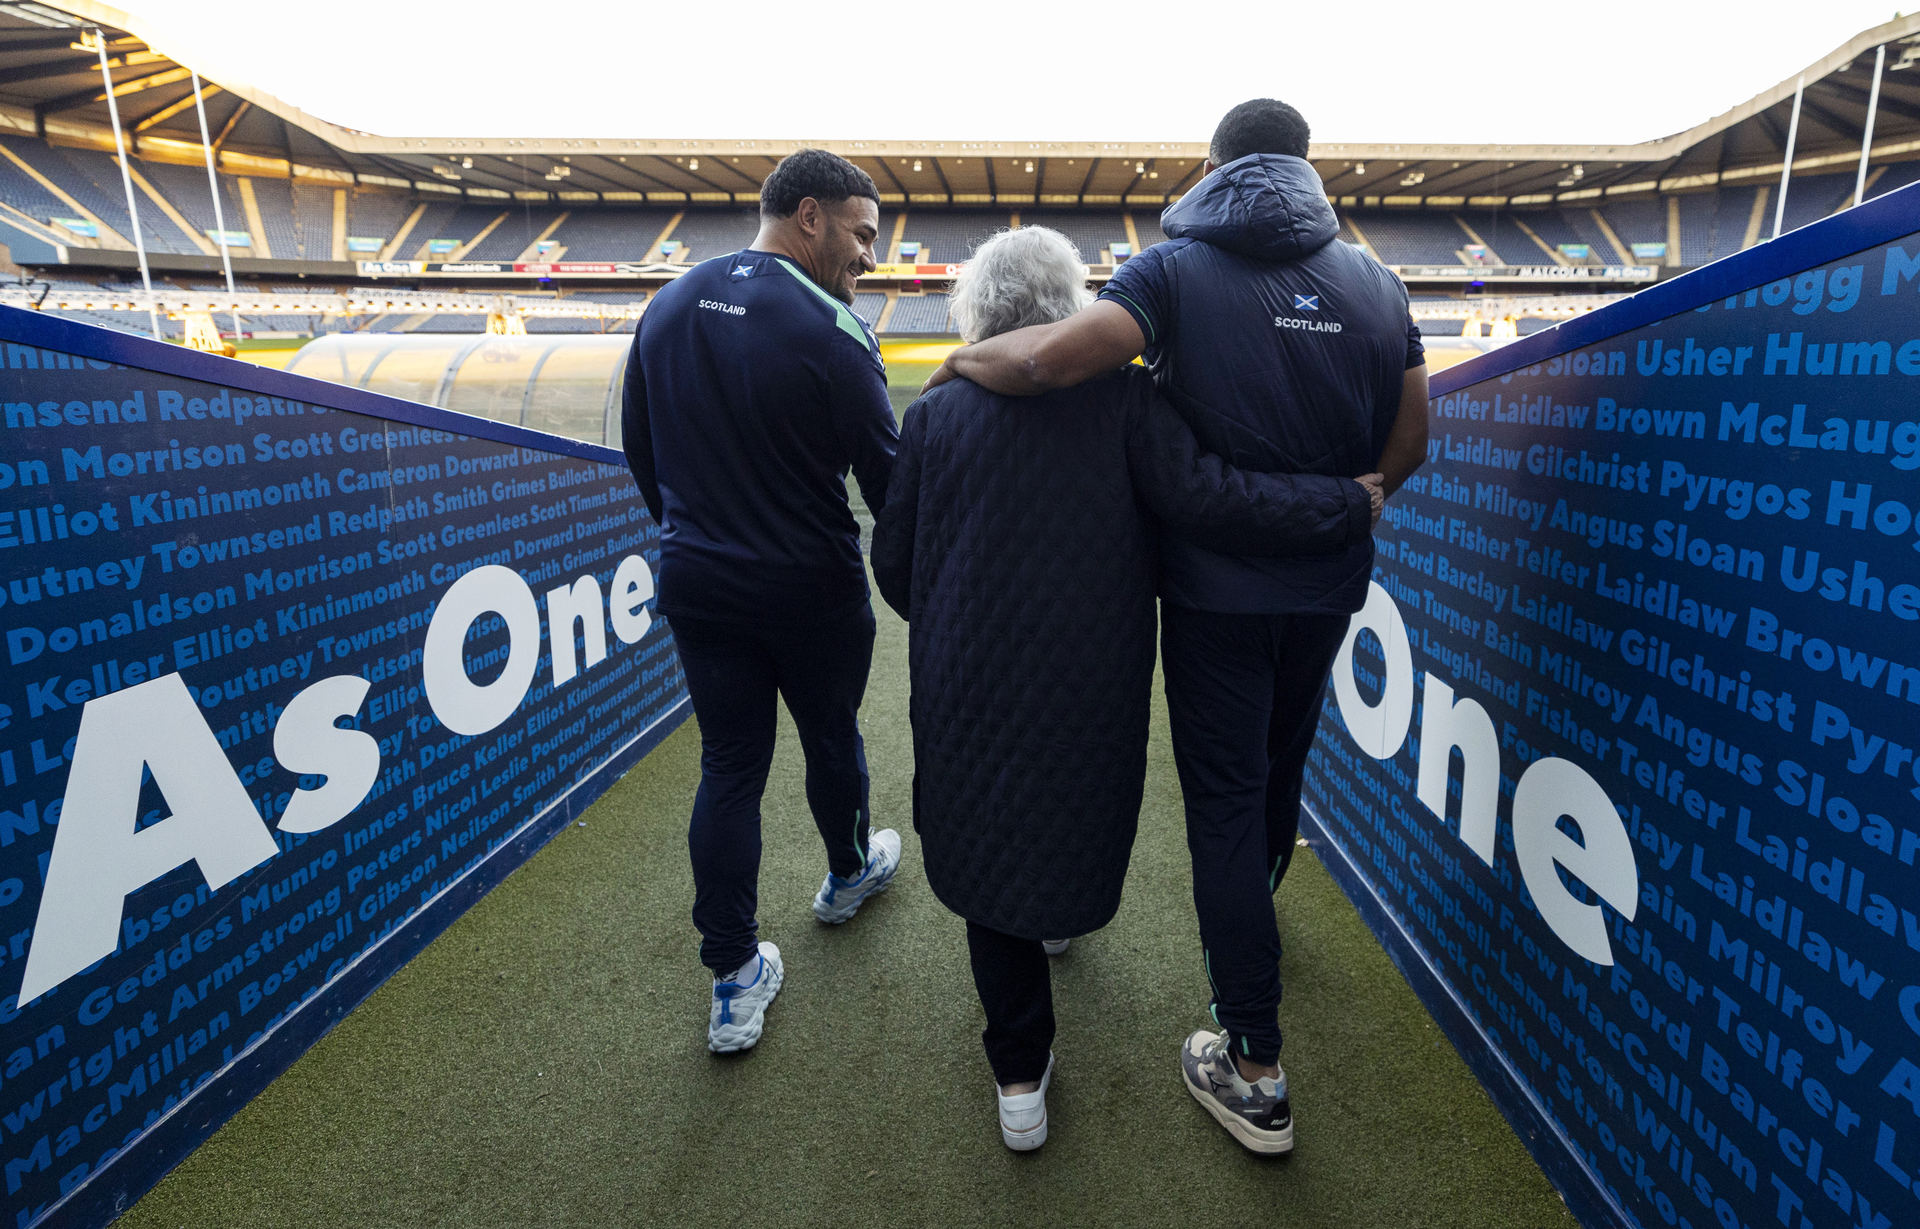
929;100;1430;1151
622;149;903;1055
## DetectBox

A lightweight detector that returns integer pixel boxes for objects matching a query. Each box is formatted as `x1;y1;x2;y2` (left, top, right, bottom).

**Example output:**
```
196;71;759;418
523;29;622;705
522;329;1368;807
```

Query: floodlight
689;158;700;171
913;159;922;172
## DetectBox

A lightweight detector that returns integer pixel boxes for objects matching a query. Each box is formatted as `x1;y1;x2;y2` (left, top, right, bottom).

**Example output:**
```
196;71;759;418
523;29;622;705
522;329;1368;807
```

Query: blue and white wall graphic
0;307;687;1228
1303;188;1920;1229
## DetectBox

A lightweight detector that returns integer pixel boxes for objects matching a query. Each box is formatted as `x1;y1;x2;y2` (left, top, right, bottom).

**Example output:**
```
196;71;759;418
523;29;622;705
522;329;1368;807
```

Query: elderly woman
871;226;1379;1151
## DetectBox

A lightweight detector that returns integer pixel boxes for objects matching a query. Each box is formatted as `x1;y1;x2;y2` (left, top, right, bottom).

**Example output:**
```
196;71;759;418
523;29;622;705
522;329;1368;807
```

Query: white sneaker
812;828;902;924
997;1051;1055;1151
707;942;784;1054
1041;939;1071;956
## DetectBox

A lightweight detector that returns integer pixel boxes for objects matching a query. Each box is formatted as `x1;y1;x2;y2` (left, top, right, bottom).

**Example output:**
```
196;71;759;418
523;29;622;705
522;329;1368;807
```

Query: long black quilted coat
871;368;1369;938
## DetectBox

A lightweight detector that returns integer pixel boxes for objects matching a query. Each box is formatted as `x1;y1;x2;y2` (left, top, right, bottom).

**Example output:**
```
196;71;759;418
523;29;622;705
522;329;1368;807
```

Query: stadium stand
851;291;886;327
1599;197;1664;249
1465;213;1532;264
416;313;489;331
1776;171;1856;234
545;208;677;260
665;208;758;262
1133;210;1170;249
1354;211;1469;265
0;149;71;232
1020;211;1126;263
388;199;466;258
290;182;337;260
248;178;301;259
136;160;247;248
1558;210;1624;265
887;292;953;334
1868;159;1920;198
467;206;565;260
906;210;1010;262
3;137;198;253
345;189;415;249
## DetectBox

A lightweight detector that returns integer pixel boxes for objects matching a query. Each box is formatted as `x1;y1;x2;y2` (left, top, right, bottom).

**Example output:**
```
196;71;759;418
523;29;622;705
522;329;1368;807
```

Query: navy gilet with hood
1100;153;1422;615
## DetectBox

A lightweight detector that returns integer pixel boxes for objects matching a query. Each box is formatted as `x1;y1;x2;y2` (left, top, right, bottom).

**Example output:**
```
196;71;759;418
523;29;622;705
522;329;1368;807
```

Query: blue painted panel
0;307;686;1227
1304;184;1920;1229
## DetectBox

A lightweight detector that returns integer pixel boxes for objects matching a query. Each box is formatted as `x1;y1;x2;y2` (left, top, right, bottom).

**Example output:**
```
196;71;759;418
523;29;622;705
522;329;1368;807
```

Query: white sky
117;0;1907;146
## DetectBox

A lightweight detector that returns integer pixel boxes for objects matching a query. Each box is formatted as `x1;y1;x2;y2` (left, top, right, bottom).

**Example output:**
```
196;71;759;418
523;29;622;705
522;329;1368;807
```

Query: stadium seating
1020;211;1126;263
136;160;246;248
545;208;677;260
666;208;759;262
291;182;337;260
906;211;1010;262
887;292;953;334
1776;171;1856;234
851;291;886;327
345;190;415;250
1352;211;1469;265
2;137;198;254
1868;159;1920;199
1464;213;1534;264
1595;198;1663;258
1133;210;1170;249
0;149;72;232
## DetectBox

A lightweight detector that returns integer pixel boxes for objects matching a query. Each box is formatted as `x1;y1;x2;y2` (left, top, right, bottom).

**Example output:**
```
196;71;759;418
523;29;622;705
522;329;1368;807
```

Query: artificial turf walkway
121;594;1577;1229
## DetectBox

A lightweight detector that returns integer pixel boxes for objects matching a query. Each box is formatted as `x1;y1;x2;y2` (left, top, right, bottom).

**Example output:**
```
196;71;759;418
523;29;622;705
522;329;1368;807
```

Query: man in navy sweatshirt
928;101;1430;1152
622;149;902;1055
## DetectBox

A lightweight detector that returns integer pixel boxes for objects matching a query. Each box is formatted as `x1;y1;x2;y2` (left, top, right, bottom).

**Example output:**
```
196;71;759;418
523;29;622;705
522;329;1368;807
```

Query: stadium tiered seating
1506;210;1590;262
1132;210;1169;249
246;178;302;258
346;189;418;250
2;137;199;253
136;161;246;247
906;211;1009;262
1352;212;1469;265
387;199;465;258
1556;210;1623;265
289;182;337;259
1019;211;1126;263
1776;172;1856;234
1673;186;1761;266
851;291;886;327
416;313;489;331
1598;198;1663;251
545;208;677;260
467;206;565;260
1868;160;1920;199
1464;213;1533;264
0;149;71;233
666;208;758;262
887;293;953;334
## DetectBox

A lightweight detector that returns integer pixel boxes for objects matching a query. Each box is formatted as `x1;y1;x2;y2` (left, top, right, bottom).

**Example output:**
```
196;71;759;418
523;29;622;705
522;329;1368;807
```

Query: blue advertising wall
0;307;687;1227
1303;187;1920;1229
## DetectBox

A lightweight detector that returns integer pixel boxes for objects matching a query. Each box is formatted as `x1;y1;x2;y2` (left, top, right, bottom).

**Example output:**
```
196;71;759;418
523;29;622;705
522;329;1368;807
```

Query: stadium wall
0;307;689;1228
1301;183;1920;1229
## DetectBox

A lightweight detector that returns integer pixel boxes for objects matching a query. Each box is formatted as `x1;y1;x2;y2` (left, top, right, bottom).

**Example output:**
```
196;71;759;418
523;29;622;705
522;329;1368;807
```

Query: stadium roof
5;1;1920;207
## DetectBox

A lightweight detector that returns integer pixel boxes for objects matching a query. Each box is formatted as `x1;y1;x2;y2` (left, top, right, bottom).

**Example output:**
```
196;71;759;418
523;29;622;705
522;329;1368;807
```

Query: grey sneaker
1042;939;1071;956
812;828;902;924
1180;1029;1293;1154
708;942;784;1054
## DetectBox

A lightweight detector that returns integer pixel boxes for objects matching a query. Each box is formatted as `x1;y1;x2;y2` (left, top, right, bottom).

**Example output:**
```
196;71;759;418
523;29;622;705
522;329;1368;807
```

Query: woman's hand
1356;473;1385;528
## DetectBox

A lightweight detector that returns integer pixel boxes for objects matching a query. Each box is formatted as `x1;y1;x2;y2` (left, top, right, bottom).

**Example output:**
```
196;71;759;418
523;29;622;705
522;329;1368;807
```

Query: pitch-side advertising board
1304;185;1920;1229
0;307;688;1228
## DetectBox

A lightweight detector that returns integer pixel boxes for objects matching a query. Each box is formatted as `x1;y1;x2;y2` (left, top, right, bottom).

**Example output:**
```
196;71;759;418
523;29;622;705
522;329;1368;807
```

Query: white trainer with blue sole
707;941;784;1054
811;828;902;924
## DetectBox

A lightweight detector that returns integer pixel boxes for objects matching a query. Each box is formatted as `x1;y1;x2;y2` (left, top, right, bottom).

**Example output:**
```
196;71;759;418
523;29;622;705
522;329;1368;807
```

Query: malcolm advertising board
0;307;687;1227
1303;187;1920;1229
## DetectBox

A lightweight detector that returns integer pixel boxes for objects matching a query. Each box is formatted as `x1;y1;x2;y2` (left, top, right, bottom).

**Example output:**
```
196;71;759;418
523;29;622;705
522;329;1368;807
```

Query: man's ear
794;196;822;236
1201;160;1217;177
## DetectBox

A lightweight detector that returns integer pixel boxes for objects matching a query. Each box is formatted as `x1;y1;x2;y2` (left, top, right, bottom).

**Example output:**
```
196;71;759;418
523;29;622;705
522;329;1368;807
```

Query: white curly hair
948;226;1092;343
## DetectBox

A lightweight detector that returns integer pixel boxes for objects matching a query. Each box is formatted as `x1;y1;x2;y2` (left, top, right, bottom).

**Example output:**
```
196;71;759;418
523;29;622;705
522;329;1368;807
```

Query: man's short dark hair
1209;99;1311;165
759;149;880;218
